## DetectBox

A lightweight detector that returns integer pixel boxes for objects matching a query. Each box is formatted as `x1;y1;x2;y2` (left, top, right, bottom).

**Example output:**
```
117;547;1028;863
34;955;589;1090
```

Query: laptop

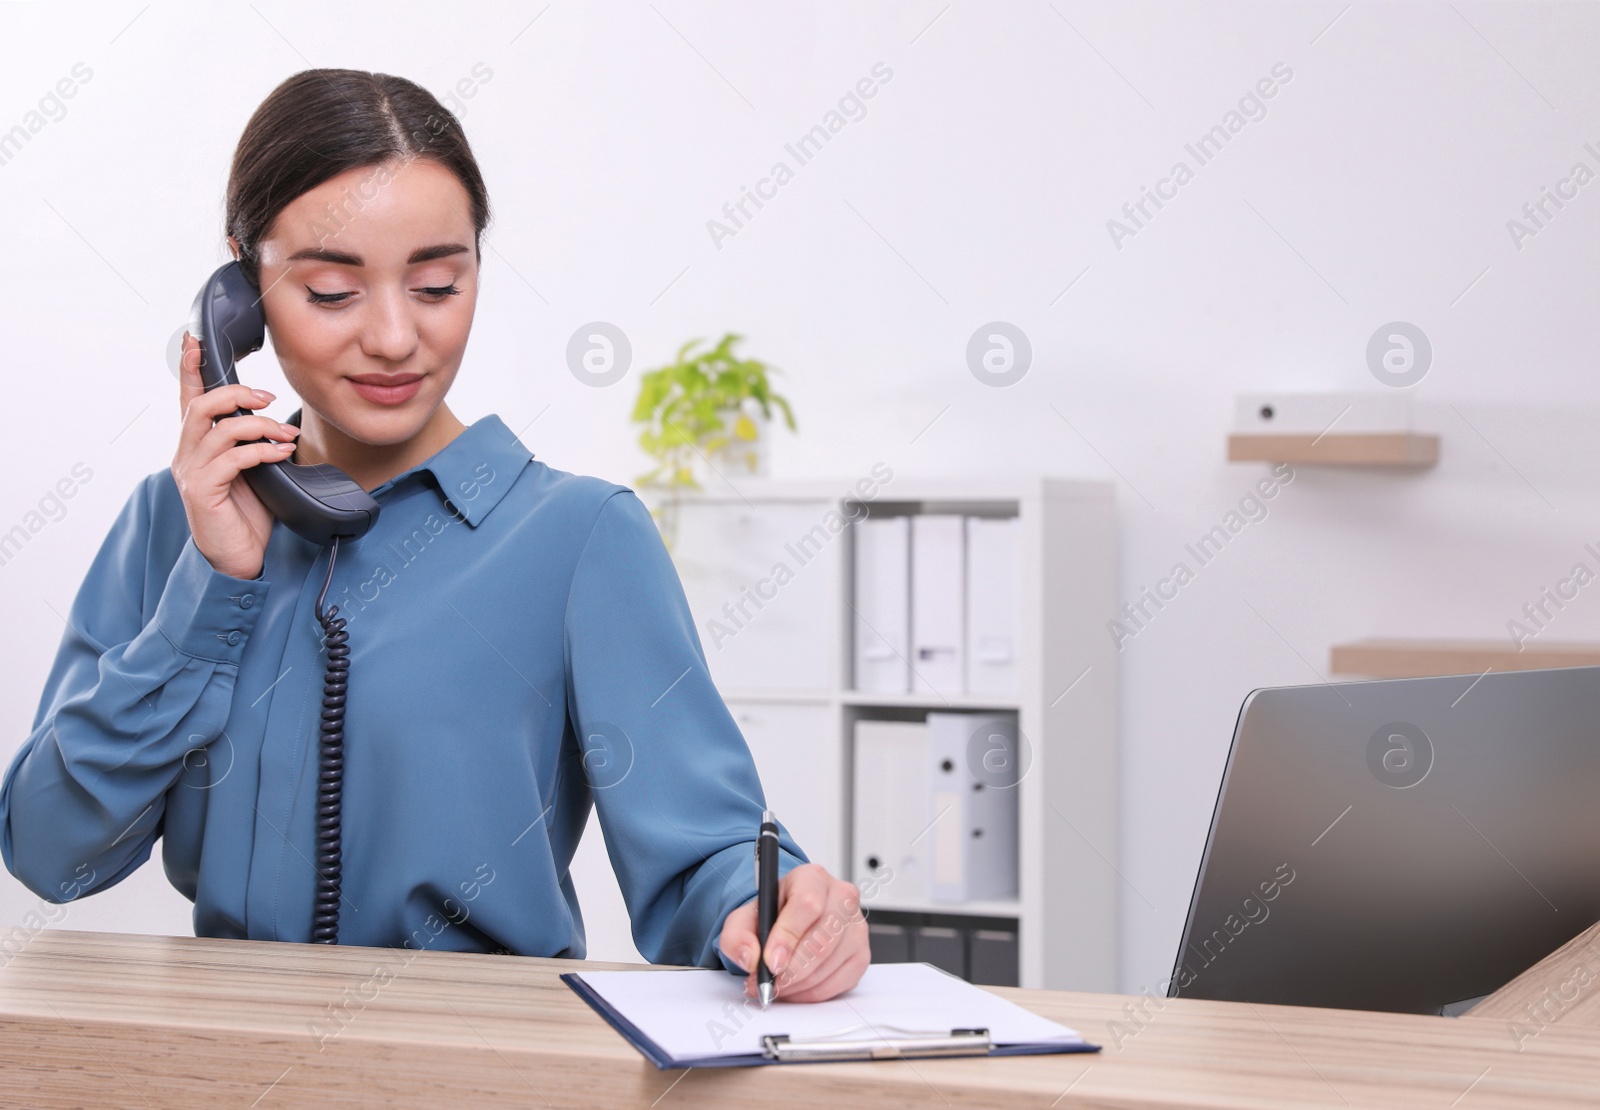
1170;665;1600;1014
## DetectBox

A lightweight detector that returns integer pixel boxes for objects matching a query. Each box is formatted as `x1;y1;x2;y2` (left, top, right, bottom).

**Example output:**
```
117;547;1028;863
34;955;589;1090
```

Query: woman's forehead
259;159;475;268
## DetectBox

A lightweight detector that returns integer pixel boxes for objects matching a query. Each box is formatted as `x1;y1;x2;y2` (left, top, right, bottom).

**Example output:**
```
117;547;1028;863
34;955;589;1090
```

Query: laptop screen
1171;666;1600;1013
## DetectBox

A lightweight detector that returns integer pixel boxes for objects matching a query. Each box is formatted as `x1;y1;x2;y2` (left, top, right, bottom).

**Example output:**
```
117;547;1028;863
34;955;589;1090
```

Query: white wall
3;0;1598;993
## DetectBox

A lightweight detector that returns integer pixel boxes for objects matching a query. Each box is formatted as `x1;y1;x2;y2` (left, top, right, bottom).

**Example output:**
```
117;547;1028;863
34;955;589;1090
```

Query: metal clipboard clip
761;1023;993;1063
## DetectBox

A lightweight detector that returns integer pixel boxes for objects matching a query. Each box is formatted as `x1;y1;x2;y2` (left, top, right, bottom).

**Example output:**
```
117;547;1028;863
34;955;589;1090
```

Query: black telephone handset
187;260;373;945
188;261;381;547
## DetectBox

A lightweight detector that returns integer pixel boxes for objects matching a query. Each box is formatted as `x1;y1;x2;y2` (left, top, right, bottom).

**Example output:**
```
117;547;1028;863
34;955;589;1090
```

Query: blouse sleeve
563;489;809;972
0;475;270;903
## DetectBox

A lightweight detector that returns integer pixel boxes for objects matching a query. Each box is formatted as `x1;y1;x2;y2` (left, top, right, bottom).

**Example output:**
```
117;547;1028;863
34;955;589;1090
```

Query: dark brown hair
225;68;491;288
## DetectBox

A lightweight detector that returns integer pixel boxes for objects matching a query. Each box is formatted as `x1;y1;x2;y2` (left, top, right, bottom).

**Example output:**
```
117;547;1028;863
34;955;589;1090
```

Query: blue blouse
0;412;806;970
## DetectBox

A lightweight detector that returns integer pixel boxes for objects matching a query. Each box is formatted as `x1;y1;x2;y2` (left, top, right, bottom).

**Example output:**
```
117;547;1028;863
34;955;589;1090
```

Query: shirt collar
286;408;534;528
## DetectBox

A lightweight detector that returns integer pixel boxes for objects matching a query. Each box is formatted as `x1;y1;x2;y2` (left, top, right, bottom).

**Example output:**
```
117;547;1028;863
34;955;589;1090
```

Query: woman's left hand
718;862;870;1003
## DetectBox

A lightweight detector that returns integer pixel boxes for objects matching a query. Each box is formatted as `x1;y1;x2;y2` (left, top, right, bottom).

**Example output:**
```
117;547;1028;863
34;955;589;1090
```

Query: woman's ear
226;235;242;262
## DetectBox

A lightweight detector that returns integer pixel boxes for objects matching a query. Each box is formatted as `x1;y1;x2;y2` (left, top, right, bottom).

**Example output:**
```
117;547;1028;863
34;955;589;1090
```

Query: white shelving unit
567;476;1119;991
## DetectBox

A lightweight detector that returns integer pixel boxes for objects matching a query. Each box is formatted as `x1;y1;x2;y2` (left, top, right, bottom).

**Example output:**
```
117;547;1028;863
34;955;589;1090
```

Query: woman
0;69;868;1004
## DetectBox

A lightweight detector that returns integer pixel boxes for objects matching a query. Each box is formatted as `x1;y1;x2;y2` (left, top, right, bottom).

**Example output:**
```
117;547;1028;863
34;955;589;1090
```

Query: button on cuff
154;539;271;663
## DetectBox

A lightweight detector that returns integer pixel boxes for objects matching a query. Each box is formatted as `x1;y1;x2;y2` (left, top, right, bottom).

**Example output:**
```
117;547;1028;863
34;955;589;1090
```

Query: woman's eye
302;284;462;306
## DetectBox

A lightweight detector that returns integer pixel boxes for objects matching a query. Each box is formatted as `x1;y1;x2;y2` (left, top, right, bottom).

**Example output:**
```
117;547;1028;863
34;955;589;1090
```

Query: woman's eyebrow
285;243;471;266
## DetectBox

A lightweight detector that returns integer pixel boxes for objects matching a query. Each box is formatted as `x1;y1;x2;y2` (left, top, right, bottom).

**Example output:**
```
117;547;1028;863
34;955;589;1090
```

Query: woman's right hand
172;331;301;580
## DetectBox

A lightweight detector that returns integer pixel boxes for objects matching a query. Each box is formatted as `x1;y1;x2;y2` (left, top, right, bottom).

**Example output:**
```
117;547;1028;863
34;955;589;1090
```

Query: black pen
756;808;779;1008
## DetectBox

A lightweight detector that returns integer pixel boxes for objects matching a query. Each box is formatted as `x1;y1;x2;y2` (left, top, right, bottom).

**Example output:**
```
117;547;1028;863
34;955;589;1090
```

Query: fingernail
252;389;274;401
770;944;789;973
742;947;756;973
279;423;299;434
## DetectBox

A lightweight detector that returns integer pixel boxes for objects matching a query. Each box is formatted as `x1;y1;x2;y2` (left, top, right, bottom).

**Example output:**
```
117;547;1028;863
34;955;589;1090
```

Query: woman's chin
321;402;436;448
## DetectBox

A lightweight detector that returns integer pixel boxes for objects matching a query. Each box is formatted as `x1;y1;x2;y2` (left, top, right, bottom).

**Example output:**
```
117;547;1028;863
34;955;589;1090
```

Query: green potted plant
631;333;796;544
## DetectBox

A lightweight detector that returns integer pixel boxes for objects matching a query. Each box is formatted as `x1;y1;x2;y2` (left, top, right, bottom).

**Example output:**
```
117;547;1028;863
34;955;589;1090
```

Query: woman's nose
359;287;421;362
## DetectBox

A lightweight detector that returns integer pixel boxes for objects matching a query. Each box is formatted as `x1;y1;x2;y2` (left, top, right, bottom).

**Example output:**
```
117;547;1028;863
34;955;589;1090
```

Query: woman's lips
348;375;423;405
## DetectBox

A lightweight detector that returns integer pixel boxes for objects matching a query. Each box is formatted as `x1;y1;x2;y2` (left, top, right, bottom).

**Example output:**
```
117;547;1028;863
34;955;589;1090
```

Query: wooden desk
1;930;1596;1108
1471;918;1600;1030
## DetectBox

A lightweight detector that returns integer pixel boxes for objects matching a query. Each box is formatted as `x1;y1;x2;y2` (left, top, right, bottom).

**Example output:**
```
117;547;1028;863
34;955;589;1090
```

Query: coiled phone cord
312;536;347;944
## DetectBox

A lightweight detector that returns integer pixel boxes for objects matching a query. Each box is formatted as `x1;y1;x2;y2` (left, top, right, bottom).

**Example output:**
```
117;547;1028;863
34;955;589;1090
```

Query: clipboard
562;961;1100;1069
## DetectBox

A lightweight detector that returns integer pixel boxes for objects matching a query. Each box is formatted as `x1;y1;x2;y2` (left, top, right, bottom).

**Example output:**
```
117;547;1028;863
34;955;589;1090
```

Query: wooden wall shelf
1330;638;1600;678
1228;432;1438;467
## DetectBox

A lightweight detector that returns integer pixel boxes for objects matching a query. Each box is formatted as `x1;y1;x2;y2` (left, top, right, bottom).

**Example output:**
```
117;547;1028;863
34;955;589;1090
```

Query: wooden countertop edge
1465;919;1600;1024
5;931;1600;1108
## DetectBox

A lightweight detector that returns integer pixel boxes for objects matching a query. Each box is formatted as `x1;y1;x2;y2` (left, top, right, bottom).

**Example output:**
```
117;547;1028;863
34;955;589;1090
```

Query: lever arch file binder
563;962;1096;1068
910;515;966;695
854;515;911;693
853;719;929;904
965;515;1020;696
926;711;1021;903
